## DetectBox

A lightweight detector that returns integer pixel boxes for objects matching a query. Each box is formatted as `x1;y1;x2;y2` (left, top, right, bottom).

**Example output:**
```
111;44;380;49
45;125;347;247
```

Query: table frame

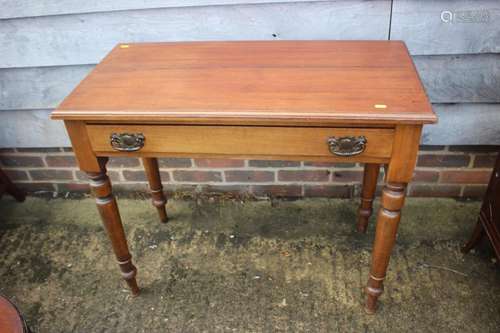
65;120;422;314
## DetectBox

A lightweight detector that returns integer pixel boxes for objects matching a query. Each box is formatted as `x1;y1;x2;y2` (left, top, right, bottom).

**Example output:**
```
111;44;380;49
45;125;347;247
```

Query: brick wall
0;146;497;199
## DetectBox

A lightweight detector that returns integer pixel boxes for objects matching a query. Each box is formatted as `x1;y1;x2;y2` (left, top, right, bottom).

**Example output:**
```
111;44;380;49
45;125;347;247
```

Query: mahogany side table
462;153;500;260
51;41;437;313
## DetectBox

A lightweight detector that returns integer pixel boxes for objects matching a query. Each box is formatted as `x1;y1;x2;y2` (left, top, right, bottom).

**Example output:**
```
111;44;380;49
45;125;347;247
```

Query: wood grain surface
52;41;435;125
87;125;394;163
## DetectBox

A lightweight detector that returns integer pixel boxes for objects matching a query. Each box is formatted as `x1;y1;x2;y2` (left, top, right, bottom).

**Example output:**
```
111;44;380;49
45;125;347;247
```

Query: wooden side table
462;153;500;260
51;41;437;313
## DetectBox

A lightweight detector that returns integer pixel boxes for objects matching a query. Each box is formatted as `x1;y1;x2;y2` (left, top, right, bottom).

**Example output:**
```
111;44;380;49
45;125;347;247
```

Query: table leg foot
143;157;168;223
118;258;140;295
462;220;484;254
88;158;140;295
357;163;379;233
365;182;406;313
365;283;383;314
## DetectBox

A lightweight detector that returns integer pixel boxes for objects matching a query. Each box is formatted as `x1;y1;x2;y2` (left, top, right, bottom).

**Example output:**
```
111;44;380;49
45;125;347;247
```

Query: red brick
107;157;141;168
462;185;487;198
163;184;199;197
2;169;29;181
248;160;300;167
225;170;274;182
304;185;352;198
473;155;497;168
158;158;192;168
440;170;491;184
278;170;329;182
412;170;439;183
331;170;363;182
449;145;500;153
408;184;461;197
417;154;470;167
0;155;44;167
173;170;222;182
303;161;355;168
17;147;61;153
203;185;250;195
251;185;302;198
419;145;446;151
16;182;56;193
194;159;244;168
123;170;170;182
113;183;150;193
29;169;73;181
122;170;147;181
45;155;77;167
57;183;90;193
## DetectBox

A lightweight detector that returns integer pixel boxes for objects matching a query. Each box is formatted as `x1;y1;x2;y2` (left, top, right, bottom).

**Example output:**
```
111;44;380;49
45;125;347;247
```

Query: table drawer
87;125;394;162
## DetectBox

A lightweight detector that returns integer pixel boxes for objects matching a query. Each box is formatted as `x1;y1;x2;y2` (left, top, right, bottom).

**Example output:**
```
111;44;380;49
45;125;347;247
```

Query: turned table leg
357;163;380;233
365;182;406;314
142;157;168;223
88;157;139;295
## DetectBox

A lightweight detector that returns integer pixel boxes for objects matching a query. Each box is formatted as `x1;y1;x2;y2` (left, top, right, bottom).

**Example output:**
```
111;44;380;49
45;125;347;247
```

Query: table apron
86;125;395;163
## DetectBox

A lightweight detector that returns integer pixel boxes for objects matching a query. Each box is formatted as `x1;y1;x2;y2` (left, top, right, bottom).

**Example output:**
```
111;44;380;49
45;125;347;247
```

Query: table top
52;41;436;126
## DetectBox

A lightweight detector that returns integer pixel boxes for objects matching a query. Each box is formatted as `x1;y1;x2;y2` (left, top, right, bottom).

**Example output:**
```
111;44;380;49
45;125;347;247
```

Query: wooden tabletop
52;41;436;126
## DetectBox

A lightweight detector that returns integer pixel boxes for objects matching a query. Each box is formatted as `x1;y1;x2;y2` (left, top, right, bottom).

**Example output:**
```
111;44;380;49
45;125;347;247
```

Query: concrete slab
0;197;498;332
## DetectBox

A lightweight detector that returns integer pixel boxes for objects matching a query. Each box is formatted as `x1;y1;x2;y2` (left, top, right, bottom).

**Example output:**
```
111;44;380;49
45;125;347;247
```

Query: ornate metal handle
110;133;145;152
327;136;367;157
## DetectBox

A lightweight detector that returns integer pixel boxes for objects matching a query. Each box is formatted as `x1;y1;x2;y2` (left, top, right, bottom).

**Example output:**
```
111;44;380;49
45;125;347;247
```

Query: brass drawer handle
327;136;367;156
110;133;145;152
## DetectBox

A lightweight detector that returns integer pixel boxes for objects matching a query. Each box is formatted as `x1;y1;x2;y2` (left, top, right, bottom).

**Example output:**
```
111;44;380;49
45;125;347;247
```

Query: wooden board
0;65;92;110
0;0;327;19
0;1;391;68
1;104;499;148
422;104;500;145
391;0;500;55
3;53;498;112
87;125;394;163
0;110;69;148
52;41;435;125
415;54;500;103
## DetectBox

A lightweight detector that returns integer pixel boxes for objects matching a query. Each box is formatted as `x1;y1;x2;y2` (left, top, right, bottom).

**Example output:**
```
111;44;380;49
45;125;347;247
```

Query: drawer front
87;125;394;162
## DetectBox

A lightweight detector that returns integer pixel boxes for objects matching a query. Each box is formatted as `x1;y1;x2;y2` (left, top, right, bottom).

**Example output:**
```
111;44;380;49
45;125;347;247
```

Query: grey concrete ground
0;196;499;333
